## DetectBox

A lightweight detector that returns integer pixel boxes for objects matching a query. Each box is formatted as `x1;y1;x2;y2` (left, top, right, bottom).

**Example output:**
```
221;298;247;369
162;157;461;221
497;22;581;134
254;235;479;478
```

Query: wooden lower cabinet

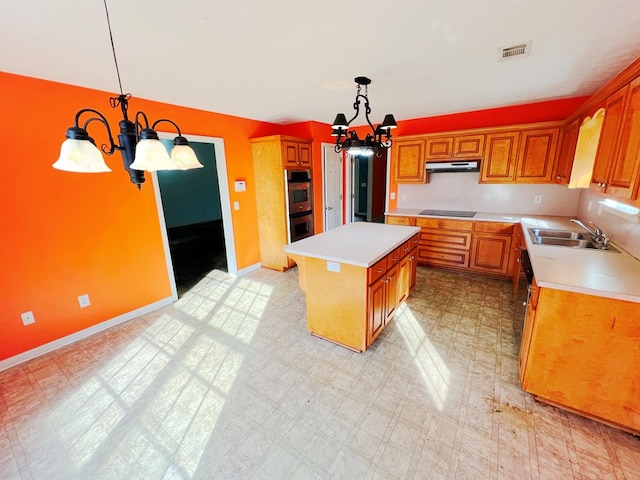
519;284;640;434
367;242;416;347
367;274;386;346
470;234;512;275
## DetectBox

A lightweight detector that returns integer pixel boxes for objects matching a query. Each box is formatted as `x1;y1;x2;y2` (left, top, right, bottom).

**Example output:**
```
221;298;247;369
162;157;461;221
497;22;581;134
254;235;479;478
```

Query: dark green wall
157;141;222;228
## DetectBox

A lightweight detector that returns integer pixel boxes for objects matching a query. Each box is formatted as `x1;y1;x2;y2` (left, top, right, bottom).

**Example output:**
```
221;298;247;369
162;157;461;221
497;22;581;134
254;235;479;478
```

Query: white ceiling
3;0;640;125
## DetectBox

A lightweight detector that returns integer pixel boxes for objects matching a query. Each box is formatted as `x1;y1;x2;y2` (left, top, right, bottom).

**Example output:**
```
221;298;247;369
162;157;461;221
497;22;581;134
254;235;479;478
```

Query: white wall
397;172;581;216
576;190;640;259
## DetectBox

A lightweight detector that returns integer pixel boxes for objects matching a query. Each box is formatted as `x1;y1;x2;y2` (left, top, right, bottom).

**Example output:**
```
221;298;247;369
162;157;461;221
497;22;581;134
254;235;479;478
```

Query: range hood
426;160;480;173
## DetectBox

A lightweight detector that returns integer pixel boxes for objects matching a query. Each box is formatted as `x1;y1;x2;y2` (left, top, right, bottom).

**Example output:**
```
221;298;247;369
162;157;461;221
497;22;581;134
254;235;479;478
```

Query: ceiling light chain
52;0;203;188
332;76;397;158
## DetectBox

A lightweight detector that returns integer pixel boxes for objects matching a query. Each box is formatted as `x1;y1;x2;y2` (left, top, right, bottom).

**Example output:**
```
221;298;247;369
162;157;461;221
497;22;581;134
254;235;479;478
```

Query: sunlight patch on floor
396;303;451;411
52;272;273;477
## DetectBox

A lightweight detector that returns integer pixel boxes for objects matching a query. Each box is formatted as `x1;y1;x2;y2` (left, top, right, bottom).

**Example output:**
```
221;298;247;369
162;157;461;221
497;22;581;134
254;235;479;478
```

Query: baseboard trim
0;297;175;373
235;263;261;276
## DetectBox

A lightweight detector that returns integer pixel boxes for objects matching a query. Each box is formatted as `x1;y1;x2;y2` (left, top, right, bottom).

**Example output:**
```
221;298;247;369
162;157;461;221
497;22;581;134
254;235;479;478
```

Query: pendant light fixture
331;76;397;157
52;0;203;189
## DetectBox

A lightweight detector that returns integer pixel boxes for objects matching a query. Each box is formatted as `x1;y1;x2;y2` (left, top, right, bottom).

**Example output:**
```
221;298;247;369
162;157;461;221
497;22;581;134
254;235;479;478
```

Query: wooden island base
284;223;420;352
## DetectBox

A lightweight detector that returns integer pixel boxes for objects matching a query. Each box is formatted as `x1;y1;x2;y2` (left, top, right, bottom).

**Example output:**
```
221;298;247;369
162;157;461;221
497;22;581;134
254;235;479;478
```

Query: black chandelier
331;76;397;157
52;0;202;189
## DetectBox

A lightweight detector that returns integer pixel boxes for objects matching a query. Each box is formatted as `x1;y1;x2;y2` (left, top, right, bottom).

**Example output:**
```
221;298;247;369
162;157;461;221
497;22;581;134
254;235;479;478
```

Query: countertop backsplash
576;190;640;260
396;172;581;216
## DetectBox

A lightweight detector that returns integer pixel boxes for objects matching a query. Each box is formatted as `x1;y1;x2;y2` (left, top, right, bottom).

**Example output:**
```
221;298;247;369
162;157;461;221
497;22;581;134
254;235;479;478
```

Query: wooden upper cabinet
516;128;559;183
591;85;629;187
393;139;426;183
555;118;581;185
608;77;640;199
282;140;312;167
425;137;454;160
480;132;520;182
591;77;640;200
454;134;485;158
425;134;485;161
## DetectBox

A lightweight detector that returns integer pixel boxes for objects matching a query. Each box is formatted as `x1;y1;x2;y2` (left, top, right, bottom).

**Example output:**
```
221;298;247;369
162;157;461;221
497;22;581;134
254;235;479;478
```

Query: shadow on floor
167;220;227;297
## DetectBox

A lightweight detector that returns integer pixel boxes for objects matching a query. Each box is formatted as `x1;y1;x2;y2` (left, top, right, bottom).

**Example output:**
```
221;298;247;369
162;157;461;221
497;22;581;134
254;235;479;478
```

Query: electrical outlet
21;311;35;325
233;201;240;211
402;194;407;200
390;192;396;200
78;294;91;308
534;194;542;204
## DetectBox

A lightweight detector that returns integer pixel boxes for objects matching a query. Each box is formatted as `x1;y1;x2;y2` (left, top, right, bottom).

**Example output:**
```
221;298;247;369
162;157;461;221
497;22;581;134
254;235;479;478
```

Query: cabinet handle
377;267;384;273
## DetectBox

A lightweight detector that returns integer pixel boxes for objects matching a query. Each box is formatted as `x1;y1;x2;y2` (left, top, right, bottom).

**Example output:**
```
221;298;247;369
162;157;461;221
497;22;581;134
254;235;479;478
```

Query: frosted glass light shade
130;139;176;171
53;139;112;173
171;145;203;170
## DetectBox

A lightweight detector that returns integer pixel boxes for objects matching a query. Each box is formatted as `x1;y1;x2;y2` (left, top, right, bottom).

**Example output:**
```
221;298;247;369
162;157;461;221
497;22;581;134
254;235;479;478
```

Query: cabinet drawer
416;218;473;231
386;216;415;226
386;247;403;269
473;222;514;234
419;229;472;250
408;233;419;250
425;137;454;159
417;247;470;268
368;257;387;284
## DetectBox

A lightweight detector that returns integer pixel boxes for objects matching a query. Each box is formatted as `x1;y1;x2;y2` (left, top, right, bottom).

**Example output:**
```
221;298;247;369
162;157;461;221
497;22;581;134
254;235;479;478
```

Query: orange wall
0;72;272;360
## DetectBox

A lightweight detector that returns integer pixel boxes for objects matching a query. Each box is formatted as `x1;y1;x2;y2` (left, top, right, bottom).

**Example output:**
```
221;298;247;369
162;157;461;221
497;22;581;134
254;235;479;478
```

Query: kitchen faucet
571;218;609;247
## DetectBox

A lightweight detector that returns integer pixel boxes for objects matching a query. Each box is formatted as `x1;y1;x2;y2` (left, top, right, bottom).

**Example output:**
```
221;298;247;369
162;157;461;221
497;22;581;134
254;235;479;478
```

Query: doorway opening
155;137;236;297
349;149;388;223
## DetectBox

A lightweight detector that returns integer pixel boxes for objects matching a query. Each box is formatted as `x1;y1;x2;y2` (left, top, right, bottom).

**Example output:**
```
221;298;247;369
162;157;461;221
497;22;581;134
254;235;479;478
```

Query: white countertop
284;222;420;267
385;208;640;303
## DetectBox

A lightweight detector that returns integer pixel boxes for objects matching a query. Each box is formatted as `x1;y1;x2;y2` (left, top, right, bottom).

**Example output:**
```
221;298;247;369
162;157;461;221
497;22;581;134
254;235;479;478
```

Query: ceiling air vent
498;41;532;61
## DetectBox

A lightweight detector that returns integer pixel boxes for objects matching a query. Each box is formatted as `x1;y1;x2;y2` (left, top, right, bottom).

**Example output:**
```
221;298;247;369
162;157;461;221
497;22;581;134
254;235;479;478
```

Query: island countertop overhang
284;222;420;267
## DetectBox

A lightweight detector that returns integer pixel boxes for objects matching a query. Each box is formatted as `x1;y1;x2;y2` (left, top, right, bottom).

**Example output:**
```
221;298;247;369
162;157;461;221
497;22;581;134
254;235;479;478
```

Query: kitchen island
284;222;420;352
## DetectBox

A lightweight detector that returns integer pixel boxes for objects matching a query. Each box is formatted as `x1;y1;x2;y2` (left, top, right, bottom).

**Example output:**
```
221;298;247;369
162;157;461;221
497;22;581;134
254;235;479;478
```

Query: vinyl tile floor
1;267;639;479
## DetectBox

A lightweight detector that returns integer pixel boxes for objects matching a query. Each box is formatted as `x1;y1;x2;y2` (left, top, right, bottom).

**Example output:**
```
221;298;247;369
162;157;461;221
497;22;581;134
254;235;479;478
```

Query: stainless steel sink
528;228;619;252
529;228;586;240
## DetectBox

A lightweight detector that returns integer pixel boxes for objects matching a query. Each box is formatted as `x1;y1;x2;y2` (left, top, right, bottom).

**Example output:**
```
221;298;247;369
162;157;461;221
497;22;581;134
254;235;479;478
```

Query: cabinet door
393;140;426;183
591;85;629;188
282;141;300;166
469;234;512;275
409;249;417;290
480;132;520;183
425;137;454;160
368;275;386;346
607;77;640;199
385;264;399;322
454;134;485;158
555;118;581;185
397;255;411;305
298;143;312;166
516;128;559;183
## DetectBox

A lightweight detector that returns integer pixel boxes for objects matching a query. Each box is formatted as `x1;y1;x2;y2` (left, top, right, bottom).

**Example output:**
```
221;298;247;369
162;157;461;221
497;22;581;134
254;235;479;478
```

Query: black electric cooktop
418;209;477;218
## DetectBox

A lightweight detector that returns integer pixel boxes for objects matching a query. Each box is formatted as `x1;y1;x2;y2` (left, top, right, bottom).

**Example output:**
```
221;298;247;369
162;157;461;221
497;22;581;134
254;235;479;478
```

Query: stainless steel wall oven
286;169;314;242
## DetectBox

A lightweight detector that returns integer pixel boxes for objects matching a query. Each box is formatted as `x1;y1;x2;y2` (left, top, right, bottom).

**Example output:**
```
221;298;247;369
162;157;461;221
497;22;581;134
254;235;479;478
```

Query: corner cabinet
392;139;426;183
555;118;581;185
250;135;313;271
591;77;640;201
